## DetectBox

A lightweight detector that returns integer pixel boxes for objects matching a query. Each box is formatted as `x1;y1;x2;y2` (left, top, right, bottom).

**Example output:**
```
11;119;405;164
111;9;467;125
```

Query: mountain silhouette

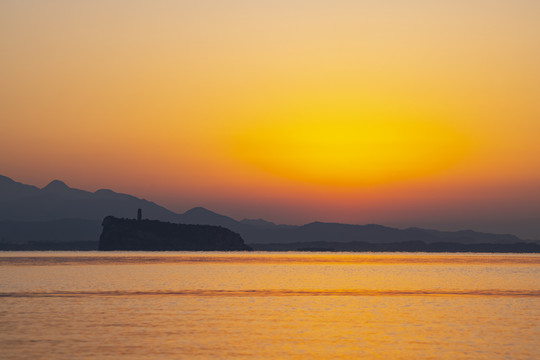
240;218;277;228
0;174;534;247
0;174;40;201
179;207;239;229
0;176;178;222
42;179;70;192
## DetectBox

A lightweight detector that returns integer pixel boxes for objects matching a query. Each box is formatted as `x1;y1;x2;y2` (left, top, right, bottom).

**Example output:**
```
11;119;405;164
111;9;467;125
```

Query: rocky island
99;215;251;251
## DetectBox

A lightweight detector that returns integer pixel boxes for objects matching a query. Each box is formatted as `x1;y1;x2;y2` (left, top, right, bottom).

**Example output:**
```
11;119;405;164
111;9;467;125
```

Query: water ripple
1;289;539;298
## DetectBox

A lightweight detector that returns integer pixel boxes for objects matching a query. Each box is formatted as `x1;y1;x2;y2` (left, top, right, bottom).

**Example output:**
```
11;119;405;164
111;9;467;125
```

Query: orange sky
1;1;539;238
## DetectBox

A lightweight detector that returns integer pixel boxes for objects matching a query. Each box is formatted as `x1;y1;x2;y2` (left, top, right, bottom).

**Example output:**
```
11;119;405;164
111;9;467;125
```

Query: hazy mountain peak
184;207;217;216
94;189;116;196
0;175;40;201
180;207;239;228
42;180;69;192
0;174;179;222
0;175;15;184
241;218;276;228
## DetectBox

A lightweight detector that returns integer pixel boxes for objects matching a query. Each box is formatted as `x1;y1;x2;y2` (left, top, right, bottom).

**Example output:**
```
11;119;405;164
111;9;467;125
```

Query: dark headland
99;216;251;251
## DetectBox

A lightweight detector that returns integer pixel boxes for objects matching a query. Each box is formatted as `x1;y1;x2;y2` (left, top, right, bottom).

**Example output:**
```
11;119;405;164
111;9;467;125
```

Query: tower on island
137;208;142;221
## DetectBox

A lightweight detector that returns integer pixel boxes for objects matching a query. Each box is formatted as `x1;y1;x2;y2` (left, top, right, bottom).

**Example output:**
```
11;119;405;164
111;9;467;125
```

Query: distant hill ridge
0;174;534;245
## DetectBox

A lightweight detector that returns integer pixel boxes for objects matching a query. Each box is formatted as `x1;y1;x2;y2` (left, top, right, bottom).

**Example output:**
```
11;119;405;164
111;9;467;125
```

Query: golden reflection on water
1;252;539;359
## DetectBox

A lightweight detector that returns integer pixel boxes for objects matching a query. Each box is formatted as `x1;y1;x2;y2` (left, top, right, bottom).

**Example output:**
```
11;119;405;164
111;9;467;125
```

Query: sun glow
230;119;470;187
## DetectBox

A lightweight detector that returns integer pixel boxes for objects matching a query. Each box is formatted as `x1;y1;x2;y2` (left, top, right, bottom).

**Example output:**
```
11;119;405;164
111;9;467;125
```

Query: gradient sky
1;1;539;238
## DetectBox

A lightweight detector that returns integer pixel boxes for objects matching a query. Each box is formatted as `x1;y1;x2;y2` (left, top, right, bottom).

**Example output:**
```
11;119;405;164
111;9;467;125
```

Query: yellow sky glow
229;119;471;187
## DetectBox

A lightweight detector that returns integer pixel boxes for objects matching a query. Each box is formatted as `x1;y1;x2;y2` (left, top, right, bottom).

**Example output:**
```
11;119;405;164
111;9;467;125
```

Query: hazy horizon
2;173;538;240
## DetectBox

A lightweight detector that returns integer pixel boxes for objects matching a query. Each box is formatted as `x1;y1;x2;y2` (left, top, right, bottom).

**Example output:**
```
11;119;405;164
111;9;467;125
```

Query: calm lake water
1;252;539;359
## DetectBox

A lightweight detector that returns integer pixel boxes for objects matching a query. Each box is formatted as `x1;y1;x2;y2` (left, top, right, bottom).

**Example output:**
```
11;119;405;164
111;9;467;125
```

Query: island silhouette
99;212;251;251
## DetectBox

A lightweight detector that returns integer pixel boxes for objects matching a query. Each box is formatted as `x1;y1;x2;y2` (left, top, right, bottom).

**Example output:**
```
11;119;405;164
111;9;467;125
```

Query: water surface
1;252;539;359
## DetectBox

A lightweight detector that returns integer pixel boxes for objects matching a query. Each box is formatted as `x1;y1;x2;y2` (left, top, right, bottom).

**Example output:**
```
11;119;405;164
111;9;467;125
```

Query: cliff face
99;216;251;251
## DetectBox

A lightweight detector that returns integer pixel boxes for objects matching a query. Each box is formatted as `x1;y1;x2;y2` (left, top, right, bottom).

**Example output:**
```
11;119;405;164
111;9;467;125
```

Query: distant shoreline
1;241;539;253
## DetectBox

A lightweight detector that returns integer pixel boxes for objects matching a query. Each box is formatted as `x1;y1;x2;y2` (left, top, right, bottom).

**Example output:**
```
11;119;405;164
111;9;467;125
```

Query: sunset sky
1;1;539;238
